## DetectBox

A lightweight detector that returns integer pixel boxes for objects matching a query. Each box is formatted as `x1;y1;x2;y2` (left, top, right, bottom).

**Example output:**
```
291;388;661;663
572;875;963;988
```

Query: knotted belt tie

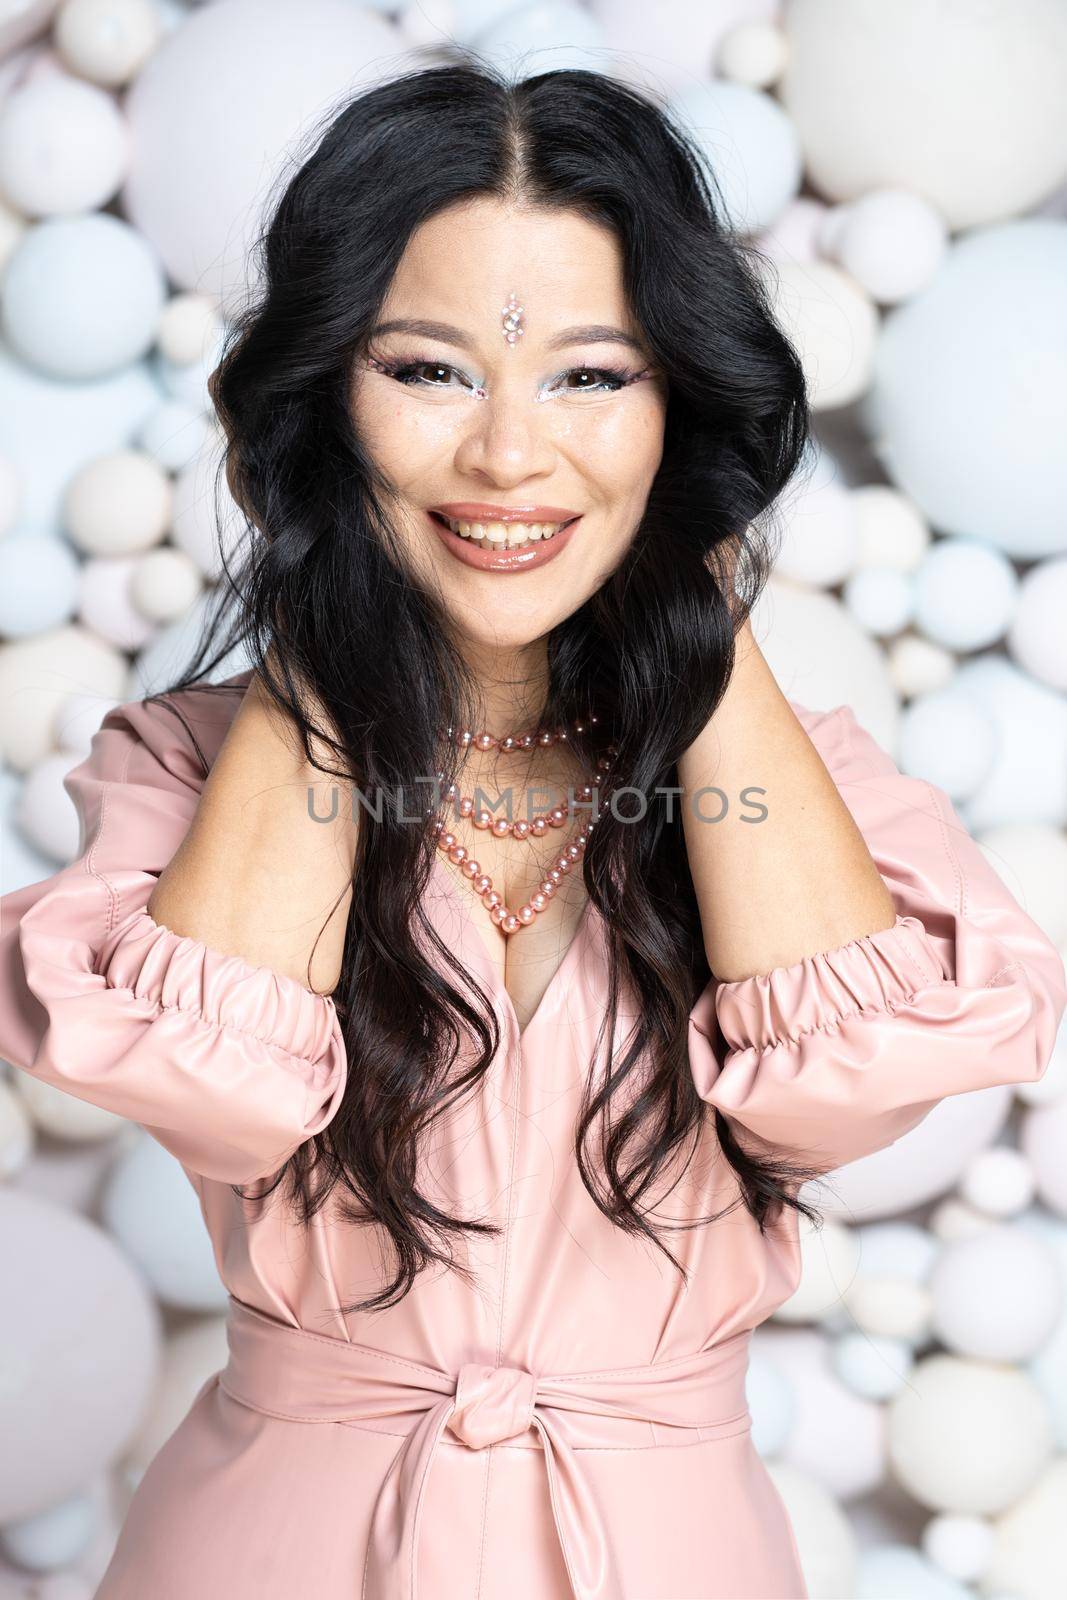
218;1294;753;1600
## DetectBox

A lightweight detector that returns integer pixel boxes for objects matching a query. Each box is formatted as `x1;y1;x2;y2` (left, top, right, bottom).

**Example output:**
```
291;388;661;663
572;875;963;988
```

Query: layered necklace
430;714;616;937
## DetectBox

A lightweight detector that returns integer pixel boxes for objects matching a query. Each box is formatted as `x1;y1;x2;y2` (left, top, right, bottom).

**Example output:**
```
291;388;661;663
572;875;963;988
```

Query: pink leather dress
1;670;1063;1600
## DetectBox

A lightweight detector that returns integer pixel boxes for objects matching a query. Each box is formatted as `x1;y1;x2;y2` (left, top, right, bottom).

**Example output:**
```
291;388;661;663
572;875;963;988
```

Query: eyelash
366;353;647;395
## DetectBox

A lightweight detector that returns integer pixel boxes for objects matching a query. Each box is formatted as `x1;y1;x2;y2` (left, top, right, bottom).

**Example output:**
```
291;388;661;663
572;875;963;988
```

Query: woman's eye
394;361;461;388
559;367;627;393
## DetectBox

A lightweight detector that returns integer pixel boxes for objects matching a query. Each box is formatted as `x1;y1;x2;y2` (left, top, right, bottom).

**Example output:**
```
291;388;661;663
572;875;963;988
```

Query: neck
457;639;552;737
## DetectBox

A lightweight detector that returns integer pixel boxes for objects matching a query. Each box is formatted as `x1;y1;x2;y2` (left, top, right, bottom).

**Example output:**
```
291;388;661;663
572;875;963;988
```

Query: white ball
0;453;21;535
753;195;828;266
754;1325;885;1501
0;1079;33;1178
975;822;1067;948
54;0;163;89
100;1133;228;1311
0;73;128;216
772;444;861;587
888;1354;1054;1514
0;625;127;771
763;257;879;410
833;188;948;305
952;655;1067;831
779;0;1067;230
856;1543;973;1600
772;1216;861;1324
397;0;458;49
78;554;156;651
1008;556;1067;692
53;690;121;756
15;751;82;863
1021;1098;1067;1217
959;1148;1037;1220
1;212;166;380
136;397;214;474
887;634;955;700
0;532;80;638
855;1220;939;1284
716;20;788;89
842;567;913;638
842;1276;932;1344
14;1072;125;1142
123;1316;229;1482
0;1489;96;1572
912;539;1018;653
764;1459;858;1599
929;1198;997;1246
129;545;202;622
852;485;929;573
984;1458;1067;1599
471;1;608;77
921;1512;994;1585
897;688;996;804
744;1347;795;1458
156;292;223;367
671;79;802;235
581;0;780;93
929;1224;1061;1363
65;448;171;557
865;220;1067;559
832;1331;914;1402
170;438;244;580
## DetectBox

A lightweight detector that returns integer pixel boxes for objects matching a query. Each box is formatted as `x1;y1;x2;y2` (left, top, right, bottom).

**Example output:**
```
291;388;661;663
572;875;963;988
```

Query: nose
447;1363;538;1449
452;385;556;487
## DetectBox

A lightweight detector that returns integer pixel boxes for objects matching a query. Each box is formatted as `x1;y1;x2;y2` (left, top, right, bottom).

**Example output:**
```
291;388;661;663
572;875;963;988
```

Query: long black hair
146;60;825;1312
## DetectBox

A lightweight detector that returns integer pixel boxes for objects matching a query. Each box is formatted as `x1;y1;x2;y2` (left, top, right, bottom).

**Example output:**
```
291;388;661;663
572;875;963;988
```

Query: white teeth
441;515;568;546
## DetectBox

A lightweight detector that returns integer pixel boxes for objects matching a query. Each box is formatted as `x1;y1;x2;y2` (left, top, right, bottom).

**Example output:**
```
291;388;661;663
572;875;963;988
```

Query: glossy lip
431;502;581;524
426;509;582;573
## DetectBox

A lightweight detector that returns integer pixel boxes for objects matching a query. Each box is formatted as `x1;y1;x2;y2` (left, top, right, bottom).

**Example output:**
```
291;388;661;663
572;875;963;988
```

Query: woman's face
349;196;668;653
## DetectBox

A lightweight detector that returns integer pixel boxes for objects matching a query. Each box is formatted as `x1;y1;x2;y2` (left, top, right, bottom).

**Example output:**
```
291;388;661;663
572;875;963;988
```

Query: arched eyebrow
367;318;647;355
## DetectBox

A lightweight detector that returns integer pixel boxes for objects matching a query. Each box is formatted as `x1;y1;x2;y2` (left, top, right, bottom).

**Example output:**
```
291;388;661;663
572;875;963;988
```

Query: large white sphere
864;221;1067;559
65;448;172;557
670;79;802;235
54;0;163;89
772;1216;861;1325
1017;1210;1067;1452
136;397;214;474
716;20;788;89
129;545;202;623
754;195;828;266
763;257;878;410
856;1544;972;1600
765;1459;858;1599
897;688;996;804
588;0;779;91
54;690;121;756
15;751;82;864
984;1458;1067;1600
912;539;1018;653
842;567;914;639
833;1332;914;1403
1021;1099;1067;1218
101;1134;228;1312
975;823;1067;949
754;1325;886;1502
13;1073;125;1142
78;555;157;652
1008;556;1067;692
928;1225;1061;1364
887;633;955;700
0;1489;96;1573
0;533;81;638
0;625;127;771
771;444;861;588
854;1221;938;1285
841;1276;931;1345
0;343;160;534
0;1189;161;1522
0;2;61;58
123;1316;229;1482
0;1080;33;1179
833;189;948;305
1;213;167;380
169;438;245;579
744;1347;795;1459
952;655;1067;831
0;454;21;535
852;485;929;574
887;1354;1053;1515
779;0;1067;230
156;292;223;367
960;1147;1037;1220
472;2;608;77
0;73;128;217
921;1512;994;1586
127;587;253;699
121;0;409;316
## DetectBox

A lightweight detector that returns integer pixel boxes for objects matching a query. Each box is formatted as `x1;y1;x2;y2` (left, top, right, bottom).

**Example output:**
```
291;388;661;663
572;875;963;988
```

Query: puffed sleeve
687;700;1067;1174
0;686;348;1186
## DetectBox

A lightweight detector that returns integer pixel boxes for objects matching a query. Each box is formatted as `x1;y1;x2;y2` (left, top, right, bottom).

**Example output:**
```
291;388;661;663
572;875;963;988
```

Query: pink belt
219;1294;752;1600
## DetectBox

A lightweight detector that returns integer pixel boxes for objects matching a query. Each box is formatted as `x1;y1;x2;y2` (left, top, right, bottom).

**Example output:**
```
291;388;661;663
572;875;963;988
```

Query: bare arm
147;671;359;996
678;617;896;983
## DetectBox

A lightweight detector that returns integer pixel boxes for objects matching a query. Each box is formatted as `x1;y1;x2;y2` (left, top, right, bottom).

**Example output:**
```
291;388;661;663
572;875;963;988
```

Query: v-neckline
428;854;595;1046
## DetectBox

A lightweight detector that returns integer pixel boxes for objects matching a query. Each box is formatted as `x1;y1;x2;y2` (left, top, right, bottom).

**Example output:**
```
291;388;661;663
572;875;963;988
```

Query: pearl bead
462;859;480;878
459;796;474;817
473;874;491;893
490;904;506;926
502;914;520;934
474;810;492;830
492;817;510;838
449;845;467;864
517;906;535;924
512;819;530;840
530;892;546;911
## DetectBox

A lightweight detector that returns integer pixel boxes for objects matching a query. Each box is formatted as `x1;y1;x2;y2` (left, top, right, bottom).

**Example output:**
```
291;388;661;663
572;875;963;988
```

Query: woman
1;62;1063;1600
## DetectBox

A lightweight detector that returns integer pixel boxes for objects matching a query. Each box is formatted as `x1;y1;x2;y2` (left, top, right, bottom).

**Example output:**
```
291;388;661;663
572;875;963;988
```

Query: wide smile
426;510;583;573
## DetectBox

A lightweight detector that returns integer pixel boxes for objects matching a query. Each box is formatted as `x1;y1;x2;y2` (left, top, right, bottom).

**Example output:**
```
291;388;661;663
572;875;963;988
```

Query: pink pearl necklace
430;715;615;937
